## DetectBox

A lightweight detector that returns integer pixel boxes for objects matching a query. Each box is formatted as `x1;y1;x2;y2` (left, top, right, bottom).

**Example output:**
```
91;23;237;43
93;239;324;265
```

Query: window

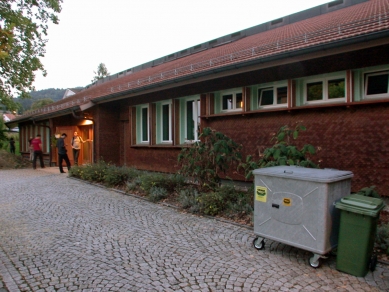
160;102;171;142
305;77;345;103
185;99;200;141
140;106;149;143
221;90;242;111
258;86;287;107
365;71;389;98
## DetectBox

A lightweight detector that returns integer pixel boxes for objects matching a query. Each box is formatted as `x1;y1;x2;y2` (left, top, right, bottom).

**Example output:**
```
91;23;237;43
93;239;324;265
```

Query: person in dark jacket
56;133;71;173
9;137;15;154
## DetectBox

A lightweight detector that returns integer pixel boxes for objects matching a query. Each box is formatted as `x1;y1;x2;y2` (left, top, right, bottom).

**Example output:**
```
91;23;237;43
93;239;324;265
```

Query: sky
32;0;333;91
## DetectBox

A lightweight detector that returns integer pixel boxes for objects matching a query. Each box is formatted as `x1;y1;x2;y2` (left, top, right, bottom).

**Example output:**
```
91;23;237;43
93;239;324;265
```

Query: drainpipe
32;119;53;166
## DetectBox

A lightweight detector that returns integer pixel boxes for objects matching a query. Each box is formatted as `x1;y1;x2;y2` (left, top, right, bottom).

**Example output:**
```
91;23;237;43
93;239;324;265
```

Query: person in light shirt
71;131;87;166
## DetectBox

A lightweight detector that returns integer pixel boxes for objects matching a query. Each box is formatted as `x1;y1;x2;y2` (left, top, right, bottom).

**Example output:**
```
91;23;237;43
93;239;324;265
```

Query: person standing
9;137;15;154
28;137;34;160
71;131;86;166
31;134;45;169
56;133;71;173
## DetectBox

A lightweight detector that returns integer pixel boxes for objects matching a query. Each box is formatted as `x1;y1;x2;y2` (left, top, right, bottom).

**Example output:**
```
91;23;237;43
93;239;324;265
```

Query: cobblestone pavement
0;168;388;292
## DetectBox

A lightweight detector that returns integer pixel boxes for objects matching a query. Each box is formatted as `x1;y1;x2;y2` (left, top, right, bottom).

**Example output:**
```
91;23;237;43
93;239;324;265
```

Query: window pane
141;108;148;142
328;79;345;99
235;93;243;109
366;73;389;95
259;88;273;106
277;87;287;104
186;101;194;140
222;94;233;110
307;82;323;101
162;104;170;141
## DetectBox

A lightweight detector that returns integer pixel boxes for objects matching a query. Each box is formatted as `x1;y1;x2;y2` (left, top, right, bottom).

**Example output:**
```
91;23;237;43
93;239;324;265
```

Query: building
6;0;389;195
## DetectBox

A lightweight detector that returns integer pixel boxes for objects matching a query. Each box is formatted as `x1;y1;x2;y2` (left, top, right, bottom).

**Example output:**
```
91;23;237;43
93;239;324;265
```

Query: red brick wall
127;147;181;173
94;104;121;164
203;103;389;195
122;102;389;196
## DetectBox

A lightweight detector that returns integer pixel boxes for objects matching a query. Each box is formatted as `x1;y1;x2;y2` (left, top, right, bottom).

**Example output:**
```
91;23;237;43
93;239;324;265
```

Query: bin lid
252;166;353;183
335;194;385;216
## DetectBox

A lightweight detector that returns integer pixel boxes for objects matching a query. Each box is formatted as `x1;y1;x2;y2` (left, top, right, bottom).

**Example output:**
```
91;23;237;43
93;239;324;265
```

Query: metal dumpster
252;166;353;268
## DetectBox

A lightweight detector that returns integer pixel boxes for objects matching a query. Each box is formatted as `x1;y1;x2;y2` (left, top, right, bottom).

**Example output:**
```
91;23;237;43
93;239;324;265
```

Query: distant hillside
16;88;67;113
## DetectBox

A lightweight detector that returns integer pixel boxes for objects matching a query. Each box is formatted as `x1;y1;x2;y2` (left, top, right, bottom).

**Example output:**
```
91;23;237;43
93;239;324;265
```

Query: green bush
140;172;186;194
126;176;142;192
178;187;201;213
67;160;254;225
239;124;318;180
70;160;109;183
225;189;254;216
148;186;168;202
356;186;381;198
68;165;82;178
178;127;242;190
198;185;249;216
103;165;140;187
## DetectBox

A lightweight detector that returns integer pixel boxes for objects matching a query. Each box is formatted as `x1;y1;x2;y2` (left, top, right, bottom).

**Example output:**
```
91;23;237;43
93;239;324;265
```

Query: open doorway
55;125;93;166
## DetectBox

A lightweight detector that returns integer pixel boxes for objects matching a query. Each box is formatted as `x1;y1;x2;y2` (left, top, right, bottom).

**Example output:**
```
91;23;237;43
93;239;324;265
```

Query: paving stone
0;168;388;291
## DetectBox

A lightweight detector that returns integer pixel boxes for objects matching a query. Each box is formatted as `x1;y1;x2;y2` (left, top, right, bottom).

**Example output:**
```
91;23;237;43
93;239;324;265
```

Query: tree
0;117;10;149
91;63;110;83
0;0;62;111
30;98;54;110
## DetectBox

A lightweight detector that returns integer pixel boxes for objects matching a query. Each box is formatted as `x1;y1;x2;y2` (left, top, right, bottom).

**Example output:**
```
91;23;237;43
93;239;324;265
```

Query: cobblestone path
0;168;388;291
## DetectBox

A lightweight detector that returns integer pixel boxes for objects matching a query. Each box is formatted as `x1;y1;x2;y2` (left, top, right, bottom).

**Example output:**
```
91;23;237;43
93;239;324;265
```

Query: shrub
68;165;82;178
356;186;381;198
239;124;319;180
225;189;254;216
103;165;139;187
73;160;108;182
126;177;142;192
140;172;186;194
148;186;168;202
178;187;201;213
198;185;249;216
178;127;242;190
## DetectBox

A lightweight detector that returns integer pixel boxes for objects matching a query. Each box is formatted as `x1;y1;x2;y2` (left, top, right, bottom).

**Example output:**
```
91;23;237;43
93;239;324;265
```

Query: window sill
303;99;346;105
131;144;181;148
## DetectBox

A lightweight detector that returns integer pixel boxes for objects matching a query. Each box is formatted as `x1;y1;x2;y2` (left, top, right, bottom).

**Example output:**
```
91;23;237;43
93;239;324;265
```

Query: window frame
184;97;201;143
364;70;389;99
257;83;288;108
159;101;172;143
304;75;346;104
139;105;149;144
220;89;243;112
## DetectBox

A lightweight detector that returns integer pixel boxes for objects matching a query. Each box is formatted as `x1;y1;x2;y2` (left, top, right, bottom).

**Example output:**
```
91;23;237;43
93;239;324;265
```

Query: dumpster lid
252;166;353;183
335;194;385;216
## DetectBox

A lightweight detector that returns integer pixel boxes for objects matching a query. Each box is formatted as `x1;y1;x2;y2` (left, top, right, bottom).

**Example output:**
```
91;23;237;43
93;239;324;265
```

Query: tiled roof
2;113;16;121
16;0;389;121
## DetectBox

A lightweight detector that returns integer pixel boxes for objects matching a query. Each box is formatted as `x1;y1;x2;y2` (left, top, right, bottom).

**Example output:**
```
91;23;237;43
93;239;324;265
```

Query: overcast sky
32;0;333;91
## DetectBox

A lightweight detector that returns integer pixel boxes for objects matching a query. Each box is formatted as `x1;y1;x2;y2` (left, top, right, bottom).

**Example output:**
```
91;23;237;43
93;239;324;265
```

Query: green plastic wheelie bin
335;194;385;277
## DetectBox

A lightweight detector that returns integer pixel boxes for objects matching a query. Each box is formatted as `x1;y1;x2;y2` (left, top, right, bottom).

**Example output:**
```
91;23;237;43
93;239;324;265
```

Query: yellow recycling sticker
256;186;267;202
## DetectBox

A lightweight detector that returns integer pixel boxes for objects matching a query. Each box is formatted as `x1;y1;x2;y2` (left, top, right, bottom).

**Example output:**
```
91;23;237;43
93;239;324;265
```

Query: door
78;126;93;164
55;127;76;166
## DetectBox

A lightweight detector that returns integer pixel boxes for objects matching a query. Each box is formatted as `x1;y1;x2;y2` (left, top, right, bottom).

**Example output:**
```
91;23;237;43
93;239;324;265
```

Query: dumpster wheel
253;237;265;250
308;254;321;268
